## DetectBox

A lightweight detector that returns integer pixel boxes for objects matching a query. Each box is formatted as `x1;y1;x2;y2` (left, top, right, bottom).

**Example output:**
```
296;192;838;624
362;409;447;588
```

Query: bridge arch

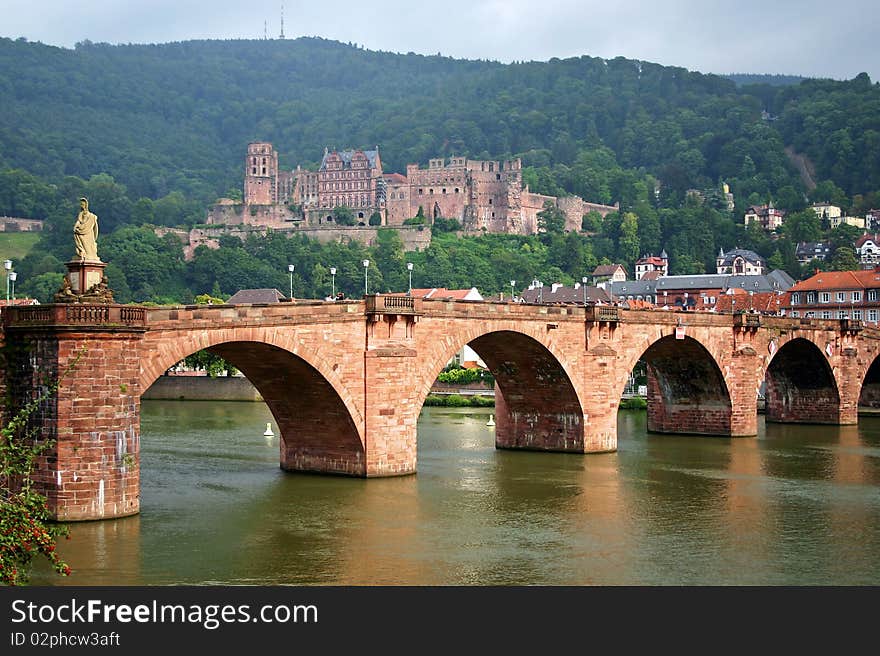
618;334;733;436
141;329;365;475
414;324;586;452
859;355;880;409
763;337;841;424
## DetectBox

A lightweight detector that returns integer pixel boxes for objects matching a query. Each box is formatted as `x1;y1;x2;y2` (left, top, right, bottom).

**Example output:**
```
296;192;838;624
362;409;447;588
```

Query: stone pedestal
66;259;105;294
56;259;113;303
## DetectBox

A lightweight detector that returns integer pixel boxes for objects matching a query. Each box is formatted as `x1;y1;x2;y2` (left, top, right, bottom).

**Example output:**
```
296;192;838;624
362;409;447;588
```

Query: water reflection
31;402;880;585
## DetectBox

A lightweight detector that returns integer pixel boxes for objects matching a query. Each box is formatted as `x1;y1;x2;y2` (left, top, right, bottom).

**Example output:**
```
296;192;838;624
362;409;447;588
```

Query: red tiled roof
636;256;666;266
714;292;784;313
409;287;479;300
789;269;880;292
384;173;408;184
640;271;664;281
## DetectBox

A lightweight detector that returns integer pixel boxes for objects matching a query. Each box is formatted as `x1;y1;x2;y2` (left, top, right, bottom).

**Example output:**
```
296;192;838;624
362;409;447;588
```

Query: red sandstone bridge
4;296;880;521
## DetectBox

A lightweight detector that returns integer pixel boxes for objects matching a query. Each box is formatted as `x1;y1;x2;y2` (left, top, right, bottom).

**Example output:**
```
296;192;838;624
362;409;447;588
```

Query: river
32;401;880;585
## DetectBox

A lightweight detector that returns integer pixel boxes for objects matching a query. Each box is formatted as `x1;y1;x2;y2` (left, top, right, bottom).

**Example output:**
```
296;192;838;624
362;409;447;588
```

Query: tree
537;201;566;235
1;358;75;585
368;211;382;226
333;206;355;226
781;209;822;243
830;246;859;271
581;210;603;233
619;212;640;265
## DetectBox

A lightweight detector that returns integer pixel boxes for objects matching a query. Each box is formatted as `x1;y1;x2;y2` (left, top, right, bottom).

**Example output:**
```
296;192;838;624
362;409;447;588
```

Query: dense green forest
0;36;878;303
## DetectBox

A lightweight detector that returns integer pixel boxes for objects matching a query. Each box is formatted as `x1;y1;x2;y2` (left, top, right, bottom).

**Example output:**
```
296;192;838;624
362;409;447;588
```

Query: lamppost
581;276;588;306
9;271;16;301
510;280;515;302
330;266;336;299
406;262;413;295
288;264;295;300
363;259;370;296
4;259;11;303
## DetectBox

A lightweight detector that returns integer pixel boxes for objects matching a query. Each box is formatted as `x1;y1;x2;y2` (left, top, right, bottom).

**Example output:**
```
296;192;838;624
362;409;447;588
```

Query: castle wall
172;225;431;261
0;217;43;232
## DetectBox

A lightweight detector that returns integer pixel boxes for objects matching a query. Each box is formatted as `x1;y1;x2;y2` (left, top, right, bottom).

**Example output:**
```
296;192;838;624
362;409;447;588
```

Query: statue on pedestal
54;197;113;304
74;197;100;261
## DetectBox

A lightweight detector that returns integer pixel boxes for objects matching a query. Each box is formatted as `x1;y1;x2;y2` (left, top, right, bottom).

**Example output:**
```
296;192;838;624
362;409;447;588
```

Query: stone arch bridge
3;297;880;521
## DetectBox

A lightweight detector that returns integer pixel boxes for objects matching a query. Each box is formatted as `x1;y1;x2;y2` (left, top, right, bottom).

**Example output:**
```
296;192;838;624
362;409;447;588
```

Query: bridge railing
733;312;761;328
584;305;621;323
3;304;147;329
365;294;422;316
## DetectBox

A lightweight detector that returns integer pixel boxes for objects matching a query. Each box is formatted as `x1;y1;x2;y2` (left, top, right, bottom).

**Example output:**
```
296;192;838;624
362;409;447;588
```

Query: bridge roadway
4;295;880;521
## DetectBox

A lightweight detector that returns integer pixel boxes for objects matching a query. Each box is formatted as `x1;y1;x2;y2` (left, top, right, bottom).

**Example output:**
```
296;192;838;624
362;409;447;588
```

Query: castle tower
244;142;279;206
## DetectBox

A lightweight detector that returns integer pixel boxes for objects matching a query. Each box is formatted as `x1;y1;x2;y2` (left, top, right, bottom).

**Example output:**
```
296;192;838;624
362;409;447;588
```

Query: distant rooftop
226;288;287;304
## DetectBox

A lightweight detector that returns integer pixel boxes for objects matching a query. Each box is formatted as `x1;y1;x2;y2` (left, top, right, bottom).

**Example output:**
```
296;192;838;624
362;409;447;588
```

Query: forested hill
1;35;877;209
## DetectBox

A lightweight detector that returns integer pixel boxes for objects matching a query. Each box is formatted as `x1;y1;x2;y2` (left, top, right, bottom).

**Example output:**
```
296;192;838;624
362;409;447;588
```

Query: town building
591;264;627;284
634;251;668;279
716;248;765;275
855;234;880;269
407;287;483;301
783;268;880;324
811;202;842;222
744;203;785;230
796;241;833;265
610;270;793;311
519;281;611;305
828;215;866;230
866;209;880;231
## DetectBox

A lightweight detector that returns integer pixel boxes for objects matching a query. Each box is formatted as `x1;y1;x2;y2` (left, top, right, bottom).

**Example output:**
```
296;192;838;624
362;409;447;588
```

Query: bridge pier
3;305;146;521
363;346;418;476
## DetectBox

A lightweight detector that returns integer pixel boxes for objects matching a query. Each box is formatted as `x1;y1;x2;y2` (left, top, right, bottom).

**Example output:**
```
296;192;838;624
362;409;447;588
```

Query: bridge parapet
3;303;147;331
366;294;423;316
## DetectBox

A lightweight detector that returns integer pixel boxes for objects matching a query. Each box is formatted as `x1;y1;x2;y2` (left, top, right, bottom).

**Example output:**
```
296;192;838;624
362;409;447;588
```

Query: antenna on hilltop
264;20;268;40
280;4;285;39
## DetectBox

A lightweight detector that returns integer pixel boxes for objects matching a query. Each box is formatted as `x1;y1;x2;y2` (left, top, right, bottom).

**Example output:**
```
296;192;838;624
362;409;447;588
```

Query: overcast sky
2;0;877;81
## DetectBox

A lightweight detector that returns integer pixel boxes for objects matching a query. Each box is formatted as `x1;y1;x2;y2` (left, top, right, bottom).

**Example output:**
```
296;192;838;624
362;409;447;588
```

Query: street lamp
510;280;516;302
4;259;11;303
288;264;295;300
9;271;17;301
363;259;370;296
406;262;413;295
581;276;588;306
330;266;337;299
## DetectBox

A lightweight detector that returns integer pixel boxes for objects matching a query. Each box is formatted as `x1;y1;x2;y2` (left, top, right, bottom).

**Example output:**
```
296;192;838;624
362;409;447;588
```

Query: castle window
252;168;257;174
454;188;459;193
262;168;266;175
442;188;446;194
496;174;501;180
418;189;423;195
262;158;267;165
488;198;493;205
429;189;434;194
492;212;495;218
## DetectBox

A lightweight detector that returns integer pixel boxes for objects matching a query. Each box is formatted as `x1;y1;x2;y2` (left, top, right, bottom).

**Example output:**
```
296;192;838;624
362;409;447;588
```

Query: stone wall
0;216;43;232
142;375;262;401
